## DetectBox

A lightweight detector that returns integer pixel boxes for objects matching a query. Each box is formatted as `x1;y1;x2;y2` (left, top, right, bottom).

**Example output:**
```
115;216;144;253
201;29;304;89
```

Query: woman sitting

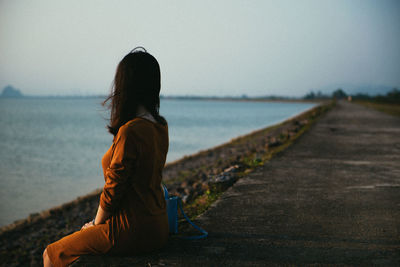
43;47;169;267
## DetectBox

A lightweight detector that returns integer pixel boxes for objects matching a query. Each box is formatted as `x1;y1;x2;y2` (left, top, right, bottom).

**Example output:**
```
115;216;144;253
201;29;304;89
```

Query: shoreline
0;102;328;232
0;101;333;266
163;102;318;169
0;101;317;229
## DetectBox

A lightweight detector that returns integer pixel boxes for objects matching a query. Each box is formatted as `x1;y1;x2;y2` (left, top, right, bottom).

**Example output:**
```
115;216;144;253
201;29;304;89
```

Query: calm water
0;98;315;226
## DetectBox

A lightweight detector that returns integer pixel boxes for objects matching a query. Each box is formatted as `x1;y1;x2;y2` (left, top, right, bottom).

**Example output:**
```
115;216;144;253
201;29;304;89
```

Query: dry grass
355;100;400;117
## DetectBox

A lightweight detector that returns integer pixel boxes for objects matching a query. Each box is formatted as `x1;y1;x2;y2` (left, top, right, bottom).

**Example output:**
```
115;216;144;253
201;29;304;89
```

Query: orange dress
46;118;169;267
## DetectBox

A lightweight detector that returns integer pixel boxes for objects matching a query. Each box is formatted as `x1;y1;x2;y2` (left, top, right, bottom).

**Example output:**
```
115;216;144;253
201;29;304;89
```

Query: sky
0;0;399;97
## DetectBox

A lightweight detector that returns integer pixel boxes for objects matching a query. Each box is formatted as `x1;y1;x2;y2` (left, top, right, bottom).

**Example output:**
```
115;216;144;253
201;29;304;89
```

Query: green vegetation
304;87;399;116
352;88;400;104
303;87;400;103
352;88;400;117
303;90;331;100
183;189;223;221
303;88;348;100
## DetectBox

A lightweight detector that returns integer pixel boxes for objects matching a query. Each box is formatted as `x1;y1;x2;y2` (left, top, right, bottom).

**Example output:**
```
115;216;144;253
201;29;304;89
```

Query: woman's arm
82;125;136;230
100;125;137;213
81;204;111;229
94;204;111;225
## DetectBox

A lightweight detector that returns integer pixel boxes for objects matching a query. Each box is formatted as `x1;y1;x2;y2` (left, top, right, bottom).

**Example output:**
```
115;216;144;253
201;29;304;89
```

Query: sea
0;98;316;227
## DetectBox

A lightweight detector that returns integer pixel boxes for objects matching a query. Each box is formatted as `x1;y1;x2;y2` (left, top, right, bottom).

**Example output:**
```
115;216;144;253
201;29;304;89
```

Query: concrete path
75;101;400;266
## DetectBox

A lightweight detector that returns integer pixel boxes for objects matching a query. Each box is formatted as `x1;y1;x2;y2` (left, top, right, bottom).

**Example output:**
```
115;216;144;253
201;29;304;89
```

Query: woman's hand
81;220;94;230
80;205;110;230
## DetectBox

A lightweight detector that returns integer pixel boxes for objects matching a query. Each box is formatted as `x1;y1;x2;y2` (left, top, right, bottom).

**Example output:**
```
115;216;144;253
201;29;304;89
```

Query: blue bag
163;184;208;239
164;190;179;234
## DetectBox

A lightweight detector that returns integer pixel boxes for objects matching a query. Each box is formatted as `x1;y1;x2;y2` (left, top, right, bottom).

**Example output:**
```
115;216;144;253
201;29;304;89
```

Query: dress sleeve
100;125;138;213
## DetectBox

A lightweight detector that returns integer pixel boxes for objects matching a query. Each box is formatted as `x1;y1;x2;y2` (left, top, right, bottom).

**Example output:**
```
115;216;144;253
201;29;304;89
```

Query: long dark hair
103;47;167;136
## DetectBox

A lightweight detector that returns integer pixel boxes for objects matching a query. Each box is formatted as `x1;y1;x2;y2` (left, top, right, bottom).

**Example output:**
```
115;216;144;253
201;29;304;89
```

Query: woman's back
100;118;169;253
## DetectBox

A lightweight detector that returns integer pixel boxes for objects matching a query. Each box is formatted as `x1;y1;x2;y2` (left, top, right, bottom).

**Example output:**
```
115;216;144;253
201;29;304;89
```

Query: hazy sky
1;0;399;96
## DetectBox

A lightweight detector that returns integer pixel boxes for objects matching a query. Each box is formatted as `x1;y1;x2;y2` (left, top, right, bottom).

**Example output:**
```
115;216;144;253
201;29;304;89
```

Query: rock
300;119;309;125
26;213;40;223
223;165;239;173
267;137;282;148
200;172;208;181
177;187;185;194
180;181;188;188
181;195;189;203
183;187;191;195
192;182;199;190
289;126;299;133
208;165;240;193
201;182;209;191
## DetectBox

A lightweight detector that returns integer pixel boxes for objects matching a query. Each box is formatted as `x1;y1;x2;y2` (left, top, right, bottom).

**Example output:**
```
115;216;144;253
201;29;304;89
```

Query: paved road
75;101;400;266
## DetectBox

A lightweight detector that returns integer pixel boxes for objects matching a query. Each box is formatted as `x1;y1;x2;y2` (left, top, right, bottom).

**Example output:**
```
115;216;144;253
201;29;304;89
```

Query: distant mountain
1;85;23;98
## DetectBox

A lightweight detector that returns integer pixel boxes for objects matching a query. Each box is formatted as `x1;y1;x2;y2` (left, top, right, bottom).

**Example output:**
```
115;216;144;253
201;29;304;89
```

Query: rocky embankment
0;102;332;266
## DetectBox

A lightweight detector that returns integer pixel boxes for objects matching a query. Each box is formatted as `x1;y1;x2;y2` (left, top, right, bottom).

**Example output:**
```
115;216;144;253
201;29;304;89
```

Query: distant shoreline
0;95;105;99
1;95;319;103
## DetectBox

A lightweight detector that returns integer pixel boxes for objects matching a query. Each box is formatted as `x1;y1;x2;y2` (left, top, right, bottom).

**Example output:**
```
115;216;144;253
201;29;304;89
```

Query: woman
43;47;169;267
